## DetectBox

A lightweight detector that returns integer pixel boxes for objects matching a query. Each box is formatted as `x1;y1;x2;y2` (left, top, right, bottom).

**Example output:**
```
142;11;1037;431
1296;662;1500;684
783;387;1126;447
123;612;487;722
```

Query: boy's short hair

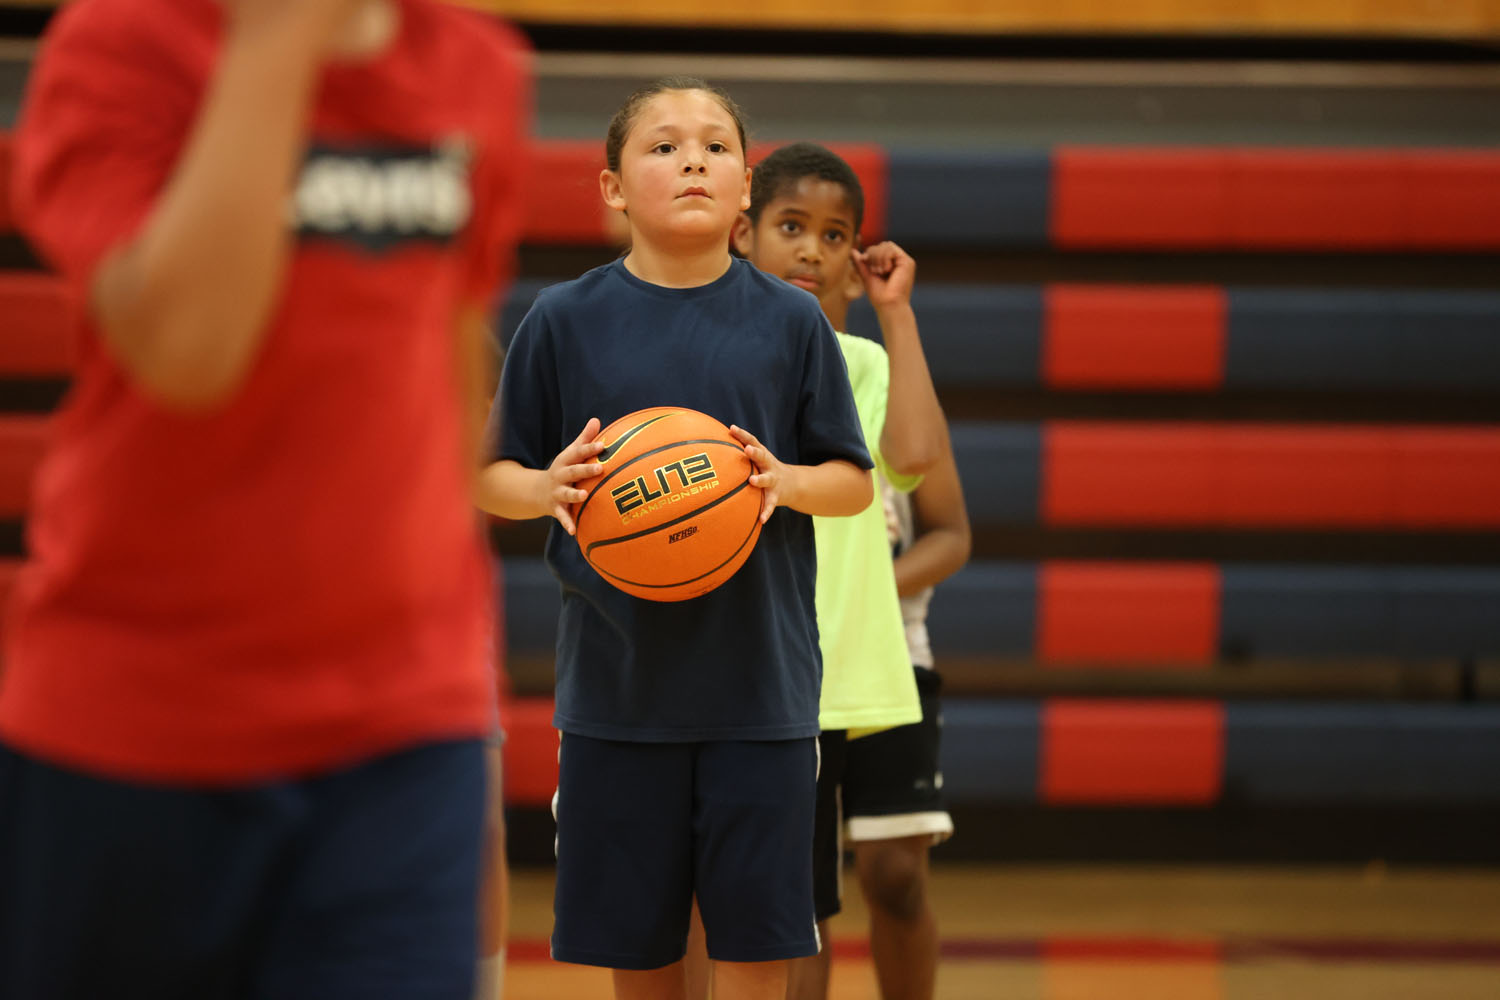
748;142;864;234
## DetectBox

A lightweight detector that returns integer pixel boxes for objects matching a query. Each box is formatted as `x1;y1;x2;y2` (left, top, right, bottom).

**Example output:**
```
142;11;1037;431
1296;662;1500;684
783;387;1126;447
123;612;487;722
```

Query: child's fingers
759;491;777;524
561;461;601;483
731;426;774;465
572;417;601;447
563;438;605;463
851;253;874;283
864;242;910;277
554;504;577;536
859;243;891;269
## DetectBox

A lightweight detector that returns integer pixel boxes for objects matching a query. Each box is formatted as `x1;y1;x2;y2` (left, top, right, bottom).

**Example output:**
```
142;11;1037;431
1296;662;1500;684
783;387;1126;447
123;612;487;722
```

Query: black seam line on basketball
585;479;752;560
597;413;675;463
576;437;743;523
588;489;761;591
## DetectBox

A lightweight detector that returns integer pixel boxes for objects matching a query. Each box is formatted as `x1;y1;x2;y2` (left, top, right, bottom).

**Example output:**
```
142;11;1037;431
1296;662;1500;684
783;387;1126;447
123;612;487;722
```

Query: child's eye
706;141;729;154
779;221;802;236
651;142;675;154
824;231;846;244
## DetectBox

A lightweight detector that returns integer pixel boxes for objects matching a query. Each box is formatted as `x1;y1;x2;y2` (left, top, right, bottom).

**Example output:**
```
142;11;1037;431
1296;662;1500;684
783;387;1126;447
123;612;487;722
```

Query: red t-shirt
0;0;530;783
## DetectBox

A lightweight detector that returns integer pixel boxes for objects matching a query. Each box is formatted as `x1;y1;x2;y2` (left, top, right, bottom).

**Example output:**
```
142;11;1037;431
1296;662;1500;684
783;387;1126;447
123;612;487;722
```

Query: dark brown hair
747;142;865;233
604;77;749;174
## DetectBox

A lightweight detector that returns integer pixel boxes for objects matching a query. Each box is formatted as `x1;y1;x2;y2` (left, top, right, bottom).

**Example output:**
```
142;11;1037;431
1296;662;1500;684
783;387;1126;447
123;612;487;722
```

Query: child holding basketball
730;142;955;1000
476;79;873;1000
1;1;529;997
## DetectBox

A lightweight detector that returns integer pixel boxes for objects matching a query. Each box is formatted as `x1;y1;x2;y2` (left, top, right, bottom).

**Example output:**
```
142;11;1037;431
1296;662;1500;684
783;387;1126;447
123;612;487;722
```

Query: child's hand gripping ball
572;407;763;601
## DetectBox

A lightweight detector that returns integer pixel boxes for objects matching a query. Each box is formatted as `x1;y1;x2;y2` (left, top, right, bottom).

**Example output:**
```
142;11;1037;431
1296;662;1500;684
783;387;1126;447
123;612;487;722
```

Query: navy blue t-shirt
490;257;871;741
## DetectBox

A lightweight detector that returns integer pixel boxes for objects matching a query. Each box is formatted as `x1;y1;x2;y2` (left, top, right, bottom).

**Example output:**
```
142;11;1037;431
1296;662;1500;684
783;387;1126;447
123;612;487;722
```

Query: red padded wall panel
1041;699;1225;805
1043;423;1218;526
1052;147;1229;248
523;140;611;245
1220;426;1391;526
1038;562;1220;667
498;698;559;807
1402;152;1500;248
1044;284;1225;389
1394;429;1500;527
1229;151;1403;249
1044;423;1500;528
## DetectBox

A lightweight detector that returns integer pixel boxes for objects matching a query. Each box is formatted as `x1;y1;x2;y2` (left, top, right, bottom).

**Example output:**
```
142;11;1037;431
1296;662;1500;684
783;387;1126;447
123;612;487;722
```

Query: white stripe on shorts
845;811;954;846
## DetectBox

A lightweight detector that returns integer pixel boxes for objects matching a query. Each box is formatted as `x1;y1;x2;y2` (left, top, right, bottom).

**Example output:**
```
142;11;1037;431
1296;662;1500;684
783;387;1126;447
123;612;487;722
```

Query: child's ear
842;256;866;304
730;213;754;257
599;169;627;213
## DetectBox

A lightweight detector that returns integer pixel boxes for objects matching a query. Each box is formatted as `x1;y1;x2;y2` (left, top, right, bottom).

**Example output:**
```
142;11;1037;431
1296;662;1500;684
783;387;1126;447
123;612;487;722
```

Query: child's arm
476;418;604;536
89;1;361;411
854;241;946;479
457;307;501;478
730;426;873;523
893;434;971;597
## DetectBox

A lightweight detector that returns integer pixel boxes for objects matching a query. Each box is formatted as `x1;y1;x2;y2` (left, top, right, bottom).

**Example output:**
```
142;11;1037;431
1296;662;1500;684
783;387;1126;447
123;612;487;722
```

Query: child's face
600;90;751;247
733;177;858;311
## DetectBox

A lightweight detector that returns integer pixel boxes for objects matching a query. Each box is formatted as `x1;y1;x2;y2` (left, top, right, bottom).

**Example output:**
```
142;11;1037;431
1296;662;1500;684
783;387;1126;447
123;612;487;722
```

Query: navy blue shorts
551;734;820;969
0;739;486;1000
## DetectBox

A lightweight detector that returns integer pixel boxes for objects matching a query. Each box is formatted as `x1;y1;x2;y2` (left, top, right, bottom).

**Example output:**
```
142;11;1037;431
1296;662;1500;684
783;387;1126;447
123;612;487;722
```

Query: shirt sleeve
459;22;533;309
11;2;190;290
844;336;923;494
797;310;874;471
486;297;563;471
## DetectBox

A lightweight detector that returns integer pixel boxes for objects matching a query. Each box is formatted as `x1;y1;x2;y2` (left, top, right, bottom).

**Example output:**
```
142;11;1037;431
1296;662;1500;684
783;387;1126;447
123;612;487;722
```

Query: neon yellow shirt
814;333;922;732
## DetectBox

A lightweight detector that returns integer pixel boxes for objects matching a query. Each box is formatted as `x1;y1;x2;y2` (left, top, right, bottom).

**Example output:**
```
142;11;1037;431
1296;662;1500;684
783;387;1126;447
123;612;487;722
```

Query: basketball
572;407;763;602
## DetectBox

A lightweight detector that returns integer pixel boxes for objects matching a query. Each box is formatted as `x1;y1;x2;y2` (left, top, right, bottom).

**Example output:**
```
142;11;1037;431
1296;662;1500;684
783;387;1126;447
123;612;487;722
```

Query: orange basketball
573;407;763;602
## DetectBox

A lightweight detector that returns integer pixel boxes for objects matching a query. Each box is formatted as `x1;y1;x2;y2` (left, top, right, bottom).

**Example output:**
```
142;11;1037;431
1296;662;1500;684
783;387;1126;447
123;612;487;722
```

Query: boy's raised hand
730;425;788;525
852;241;916;311
543;418;604;535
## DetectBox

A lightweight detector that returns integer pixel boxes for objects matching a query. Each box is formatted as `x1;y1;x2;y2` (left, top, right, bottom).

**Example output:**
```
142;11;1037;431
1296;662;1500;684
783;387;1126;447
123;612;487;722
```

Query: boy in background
732;142;952;1000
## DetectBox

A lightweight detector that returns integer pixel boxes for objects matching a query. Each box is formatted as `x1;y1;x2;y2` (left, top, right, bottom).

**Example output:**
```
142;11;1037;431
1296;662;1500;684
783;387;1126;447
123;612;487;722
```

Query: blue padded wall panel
1226;290;1395;388
1223;566;1500;659
1226;289;1500;389
1226;703;1500;804
939;699;1041;804
887;149;1051;247
1393;569;1500;658
927;562;1037;657
950;422;1041;526
1391;292;1500;389
1221;567;1394;658
846;285;1043;387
